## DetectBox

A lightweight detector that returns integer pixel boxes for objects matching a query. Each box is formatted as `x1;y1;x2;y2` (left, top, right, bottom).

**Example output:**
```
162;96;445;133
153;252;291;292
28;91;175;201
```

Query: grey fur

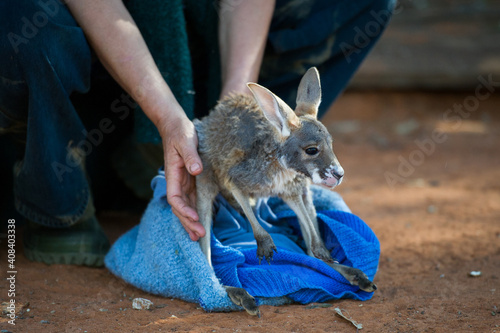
194;67;376;316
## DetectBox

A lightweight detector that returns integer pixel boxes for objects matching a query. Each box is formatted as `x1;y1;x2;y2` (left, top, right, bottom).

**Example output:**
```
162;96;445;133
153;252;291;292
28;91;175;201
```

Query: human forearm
66;0;185;129
218;0;275;97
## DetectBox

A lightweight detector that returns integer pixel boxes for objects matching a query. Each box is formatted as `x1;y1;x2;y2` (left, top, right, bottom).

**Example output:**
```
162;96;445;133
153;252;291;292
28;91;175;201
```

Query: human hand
159;115;206;241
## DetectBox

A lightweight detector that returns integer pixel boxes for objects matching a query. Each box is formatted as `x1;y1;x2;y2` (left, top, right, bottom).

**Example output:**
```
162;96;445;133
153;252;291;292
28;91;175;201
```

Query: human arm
66;0;206;240
218;0;276;98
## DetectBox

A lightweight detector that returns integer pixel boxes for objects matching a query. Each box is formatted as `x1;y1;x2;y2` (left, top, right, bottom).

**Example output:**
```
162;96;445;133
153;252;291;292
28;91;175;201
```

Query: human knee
5;0;91;93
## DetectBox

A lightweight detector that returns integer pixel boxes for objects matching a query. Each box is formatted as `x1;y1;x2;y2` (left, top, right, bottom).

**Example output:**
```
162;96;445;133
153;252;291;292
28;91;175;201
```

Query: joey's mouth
320;176;342;189
311;166;344;189
311;173;342;188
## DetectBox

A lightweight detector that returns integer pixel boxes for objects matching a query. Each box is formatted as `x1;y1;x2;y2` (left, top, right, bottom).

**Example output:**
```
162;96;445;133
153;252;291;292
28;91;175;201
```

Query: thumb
178;142;203;176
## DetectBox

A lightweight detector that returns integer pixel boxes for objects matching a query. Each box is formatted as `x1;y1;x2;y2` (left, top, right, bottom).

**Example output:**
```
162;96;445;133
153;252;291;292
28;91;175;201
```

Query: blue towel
105;171;380;312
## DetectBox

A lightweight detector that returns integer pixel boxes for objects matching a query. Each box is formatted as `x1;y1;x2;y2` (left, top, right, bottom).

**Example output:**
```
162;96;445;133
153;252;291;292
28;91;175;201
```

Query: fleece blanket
105;172;380;312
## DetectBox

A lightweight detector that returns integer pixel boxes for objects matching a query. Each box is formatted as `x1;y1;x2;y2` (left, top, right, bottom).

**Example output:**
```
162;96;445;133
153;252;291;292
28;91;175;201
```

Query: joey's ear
296;67;322;118
247;83;300;138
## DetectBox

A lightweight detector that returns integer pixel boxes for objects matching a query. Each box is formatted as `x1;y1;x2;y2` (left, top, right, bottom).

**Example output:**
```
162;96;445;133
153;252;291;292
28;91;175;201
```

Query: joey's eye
305;147;319;155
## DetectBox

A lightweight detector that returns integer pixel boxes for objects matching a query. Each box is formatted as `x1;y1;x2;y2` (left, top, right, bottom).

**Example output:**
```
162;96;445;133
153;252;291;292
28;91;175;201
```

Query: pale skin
66;0;275;240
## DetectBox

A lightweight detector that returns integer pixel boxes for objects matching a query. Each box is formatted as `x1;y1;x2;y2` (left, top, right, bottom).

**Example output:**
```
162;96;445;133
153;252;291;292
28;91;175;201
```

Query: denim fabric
261;0;397;118
0;0;92;227
0;0;394;227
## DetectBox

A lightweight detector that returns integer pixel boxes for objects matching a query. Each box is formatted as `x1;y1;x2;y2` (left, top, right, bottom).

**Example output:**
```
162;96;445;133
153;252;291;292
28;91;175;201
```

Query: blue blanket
105;172;380;312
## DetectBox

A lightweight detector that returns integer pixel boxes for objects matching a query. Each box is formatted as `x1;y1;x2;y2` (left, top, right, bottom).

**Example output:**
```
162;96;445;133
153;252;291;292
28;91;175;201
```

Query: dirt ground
2;91;500;332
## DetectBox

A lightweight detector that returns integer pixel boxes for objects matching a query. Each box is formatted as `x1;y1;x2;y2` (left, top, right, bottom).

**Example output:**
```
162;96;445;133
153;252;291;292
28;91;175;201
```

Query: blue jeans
0;0;394;227
0;0;92;227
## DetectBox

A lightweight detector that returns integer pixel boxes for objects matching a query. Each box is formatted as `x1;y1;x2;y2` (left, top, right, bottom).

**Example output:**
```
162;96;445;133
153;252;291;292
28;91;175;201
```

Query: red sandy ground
2;91;500;332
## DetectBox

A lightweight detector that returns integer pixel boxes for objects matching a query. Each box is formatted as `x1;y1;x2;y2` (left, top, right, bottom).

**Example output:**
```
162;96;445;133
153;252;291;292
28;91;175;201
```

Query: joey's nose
332;165;344;180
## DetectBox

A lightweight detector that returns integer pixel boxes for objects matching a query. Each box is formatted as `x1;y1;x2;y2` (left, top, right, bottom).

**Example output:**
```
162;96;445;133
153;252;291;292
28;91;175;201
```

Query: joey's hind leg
196;170;219;267
225;286;261;317
324;262;377;292
196;175;261;315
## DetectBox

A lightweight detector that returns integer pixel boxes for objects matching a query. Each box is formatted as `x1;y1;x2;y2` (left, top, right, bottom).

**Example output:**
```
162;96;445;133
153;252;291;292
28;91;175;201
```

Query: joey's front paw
256;234;277;265
311;243;336;263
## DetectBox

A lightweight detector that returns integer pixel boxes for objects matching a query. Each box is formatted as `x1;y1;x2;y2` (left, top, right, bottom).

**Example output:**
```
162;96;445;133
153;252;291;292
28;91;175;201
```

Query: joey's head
282;118;344;188
247;67;344;188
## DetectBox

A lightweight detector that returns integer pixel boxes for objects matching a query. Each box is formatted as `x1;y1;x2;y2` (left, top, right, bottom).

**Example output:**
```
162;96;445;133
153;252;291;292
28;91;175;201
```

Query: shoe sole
24;247;105;267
